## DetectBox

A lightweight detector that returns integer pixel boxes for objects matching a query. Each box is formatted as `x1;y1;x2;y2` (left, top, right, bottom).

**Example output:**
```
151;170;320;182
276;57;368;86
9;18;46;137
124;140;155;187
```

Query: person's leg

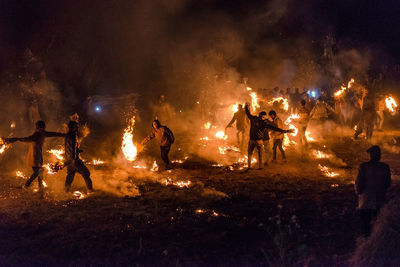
256;141;263;168
272;139;278;160
360;209;376;237
37;167;44;189
65;165;76;192
161;145;171;169
377;111;384;130
236;131;240;147
263;140;269;165
247;141;256;168
75;160;93;191
25;167;40;187
278;139;286;159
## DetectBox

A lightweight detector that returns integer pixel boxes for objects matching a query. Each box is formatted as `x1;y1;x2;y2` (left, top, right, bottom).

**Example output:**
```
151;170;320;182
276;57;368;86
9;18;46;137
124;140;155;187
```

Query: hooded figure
355;145;391;236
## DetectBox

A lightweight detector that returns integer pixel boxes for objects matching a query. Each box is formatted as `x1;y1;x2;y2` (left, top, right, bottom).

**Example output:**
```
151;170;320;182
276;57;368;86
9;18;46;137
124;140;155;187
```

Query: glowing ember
0;138;8;154
162;178;192;188
73;191;86;199
215;131;228;140
246;87;252;91
195;209;206;213
48;148;64;161
16;171;26;178
305;131;315;142
42;180;48;188
122;116;138;162
150;161;159;172
200;137;209;141
312;150;330;159
204;122;211;129
231;104;239;113
92;159;105;165
334;85;347;97
385;96;398;113
347;78;355;88
268;97;289;111
237;155;257;164
318;164;339;177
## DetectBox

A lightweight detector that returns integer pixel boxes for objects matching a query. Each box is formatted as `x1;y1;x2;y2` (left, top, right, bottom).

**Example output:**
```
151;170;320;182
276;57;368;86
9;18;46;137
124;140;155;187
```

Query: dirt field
0;135;399;266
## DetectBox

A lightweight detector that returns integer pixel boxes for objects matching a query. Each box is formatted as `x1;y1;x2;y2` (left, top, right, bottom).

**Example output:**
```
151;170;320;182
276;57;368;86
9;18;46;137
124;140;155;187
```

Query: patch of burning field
0;153;363;266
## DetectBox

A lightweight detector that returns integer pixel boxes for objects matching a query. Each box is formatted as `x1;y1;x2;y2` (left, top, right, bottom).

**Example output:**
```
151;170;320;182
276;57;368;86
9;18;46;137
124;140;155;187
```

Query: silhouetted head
259;111;267;120
268;110;277;119
68;121;78;132
301;99;306;106
238;104;243;110
367;145;381;161
152;120;161;129
35;120;45;130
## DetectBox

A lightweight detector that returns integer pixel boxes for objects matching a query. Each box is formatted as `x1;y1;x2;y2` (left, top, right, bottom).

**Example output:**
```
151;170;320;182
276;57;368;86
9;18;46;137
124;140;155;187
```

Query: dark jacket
355;160;391;210
144;126;174;147
245;105;287;141
65;131;81;164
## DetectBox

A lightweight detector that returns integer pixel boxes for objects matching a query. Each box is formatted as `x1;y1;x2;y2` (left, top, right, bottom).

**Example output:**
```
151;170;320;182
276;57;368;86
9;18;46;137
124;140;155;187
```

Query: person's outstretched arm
244;104;255;120
45;131;66;138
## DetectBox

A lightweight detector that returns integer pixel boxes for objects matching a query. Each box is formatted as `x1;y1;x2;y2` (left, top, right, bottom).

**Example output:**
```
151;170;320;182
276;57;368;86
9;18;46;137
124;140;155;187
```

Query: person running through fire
244;104;292;170
3;120;65;190
140;120;175;170
64;121;93;193
355;145;391;236
268;110;287;163
225;104;248;151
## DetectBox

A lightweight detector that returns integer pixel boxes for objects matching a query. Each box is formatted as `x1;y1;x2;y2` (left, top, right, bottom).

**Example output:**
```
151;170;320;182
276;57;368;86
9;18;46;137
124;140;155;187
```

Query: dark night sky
1;0;400;97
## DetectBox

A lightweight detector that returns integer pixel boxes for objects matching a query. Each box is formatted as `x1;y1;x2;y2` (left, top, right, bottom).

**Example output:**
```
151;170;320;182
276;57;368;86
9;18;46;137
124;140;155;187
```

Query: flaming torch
122;116;138;161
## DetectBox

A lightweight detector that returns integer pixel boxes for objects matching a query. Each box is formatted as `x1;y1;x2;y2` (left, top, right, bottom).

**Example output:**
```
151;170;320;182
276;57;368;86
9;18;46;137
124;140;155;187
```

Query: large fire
385;96;398;113
121;116;138;162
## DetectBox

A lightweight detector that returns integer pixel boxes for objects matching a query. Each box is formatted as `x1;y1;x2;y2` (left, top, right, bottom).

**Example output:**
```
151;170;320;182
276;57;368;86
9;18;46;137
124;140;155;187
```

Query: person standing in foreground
4;120;65;190
268;110;286;163
140;120;175;170
64;121;93;193
355;145;391;237
244;104;292;170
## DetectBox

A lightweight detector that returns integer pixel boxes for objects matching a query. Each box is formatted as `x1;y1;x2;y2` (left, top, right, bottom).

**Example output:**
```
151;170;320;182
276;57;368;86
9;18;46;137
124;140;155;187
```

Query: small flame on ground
318;164;339;177
0;138;7;154
312;150;330;159
200;137;209;141
305;131;315;142
92;159;105;165
16;171;26;178
162;178;192;188
204;122;211;129
73;191;86;199
150;161;159;172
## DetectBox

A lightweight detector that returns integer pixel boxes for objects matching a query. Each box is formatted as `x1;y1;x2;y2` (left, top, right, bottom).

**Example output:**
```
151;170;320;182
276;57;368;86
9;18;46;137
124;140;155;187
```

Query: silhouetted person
355;145;391;236
225;104;248;150
64;121;93;193
244;104;291;170
4;120;65;190
141;120;175;170
268;110;286;163
354;97;376;140
298;100;310;146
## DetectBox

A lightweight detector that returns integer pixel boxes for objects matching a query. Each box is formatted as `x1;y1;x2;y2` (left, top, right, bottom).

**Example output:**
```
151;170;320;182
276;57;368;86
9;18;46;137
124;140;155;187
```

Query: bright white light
95;106;102;112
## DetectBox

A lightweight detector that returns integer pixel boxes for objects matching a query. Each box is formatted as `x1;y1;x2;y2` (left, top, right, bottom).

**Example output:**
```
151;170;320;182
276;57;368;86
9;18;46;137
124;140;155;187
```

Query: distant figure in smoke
244;104;291;170
140;120;175;170
225;104;248;150
3;120;65;190
376;96;385;131
268;110;286;163
309;98;335;123
354;97;376;140
355;145;391;236
64;121;93;193
298;100;310;147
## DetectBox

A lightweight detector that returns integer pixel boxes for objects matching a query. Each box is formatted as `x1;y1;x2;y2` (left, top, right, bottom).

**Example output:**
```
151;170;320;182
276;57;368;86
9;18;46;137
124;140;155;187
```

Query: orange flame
385;96;398;113
122;116;138;161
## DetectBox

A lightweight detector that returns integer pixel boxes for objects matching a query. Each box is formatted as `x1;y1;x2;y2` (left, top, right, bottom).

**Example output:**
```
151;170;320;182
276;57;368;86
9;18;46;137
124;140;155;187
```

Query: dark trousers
25;167;44;188
355;120;374;140
160;144;171;167
248;140;263;168
273;139;286;160
359;209;378;237
65;159;92;191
